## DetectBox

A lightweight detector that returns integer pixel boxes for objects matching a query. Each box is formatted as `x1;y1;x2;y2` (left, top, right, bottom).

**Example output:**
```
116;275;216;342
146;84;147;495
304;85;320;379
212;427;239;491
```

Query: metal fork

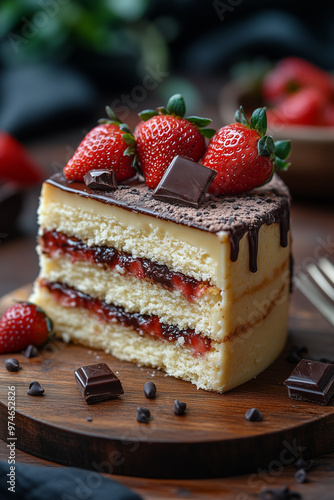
294;257;334;328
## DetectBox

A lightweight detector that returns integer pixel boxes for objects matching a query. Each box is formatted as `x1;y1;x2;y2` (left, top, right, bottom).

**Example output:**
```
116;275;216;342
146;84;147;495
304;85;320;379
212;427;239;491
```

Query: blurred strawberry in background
0;132;45;186
0;131;45;236
262;57;334;127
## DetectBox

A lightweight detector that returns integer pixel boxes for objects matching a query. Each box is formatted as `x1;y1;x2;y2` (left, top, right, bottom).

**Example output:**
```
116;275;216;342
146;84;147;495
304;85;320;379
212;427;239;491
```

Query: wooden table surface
1;131;334;499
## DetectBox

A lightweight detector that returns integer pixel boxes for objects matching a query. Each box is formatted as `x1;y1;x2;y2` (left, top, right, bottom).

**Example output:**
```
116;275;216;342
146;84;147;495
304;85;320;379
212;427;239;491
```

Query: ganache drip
229;200;290;273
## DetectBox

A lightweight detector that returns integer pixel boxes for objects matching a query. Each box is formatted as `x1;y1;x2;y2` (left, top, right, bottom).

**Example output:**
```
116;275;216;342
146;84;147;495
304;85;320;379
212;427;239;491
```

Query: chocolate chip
143;381;156;399
260;485;301;499
174;400;187;415
24;344;39;358
5;358;20;372
27;381;45;396
210;203;217;208
86;416;93;422
137;407;150;423
295;468;307;483
245;407;263;422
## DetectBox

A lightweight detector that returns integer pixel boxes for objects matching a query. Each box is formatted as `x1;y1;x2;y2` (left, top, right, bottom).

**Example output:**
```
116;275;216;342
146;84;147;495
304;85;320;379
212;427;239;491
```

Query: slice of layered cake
31;98;292;392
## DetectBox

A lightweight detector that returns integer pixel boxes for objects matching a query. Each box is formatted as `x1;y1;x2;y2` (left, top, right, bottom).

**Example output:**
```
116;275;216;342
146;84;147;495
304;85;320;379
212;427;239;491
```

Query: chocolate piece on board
284;359;334;405
84;170;117;191
74;362;124;404
143;381;156;399
5;358;20;372
153;156;216;208
27;381;45;396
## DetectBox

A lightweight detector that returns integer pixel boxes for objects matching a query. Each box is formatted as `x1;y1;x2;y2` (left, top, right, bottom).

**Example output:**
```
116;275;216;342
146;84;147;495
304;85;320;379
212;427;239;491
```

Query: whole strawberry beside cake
29;95;292;393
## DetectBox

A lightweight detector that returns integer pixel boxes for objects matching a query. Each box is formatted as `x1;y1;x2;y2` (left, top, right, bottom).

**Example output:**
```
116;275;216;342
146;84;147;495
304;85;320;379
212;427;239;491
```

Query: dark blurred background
1;0;334;139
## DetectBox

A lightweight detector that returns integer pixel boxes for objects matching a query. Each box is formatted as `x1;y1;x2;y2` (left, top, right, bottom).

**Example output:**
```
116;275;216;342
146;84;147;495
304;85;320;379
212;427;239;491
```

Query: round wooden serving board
1;285;334;479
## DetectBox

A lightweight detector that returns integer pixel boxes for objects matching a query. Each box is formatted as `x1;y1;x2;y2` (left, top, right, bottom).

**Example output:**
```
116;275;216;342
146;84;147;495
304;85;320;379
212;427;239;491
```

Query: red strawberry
262;57;334;104
0;302;52;354
267;87;326;127
64;107;137;182
202;107;291;196
0;132;45;186
134;94;215;189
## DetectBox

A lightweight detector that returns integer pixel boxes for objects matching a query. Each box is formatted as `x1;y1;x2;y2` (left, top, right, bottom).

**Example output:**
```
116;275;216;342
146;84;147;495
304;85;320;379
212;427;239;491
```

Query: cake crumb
115;264;125;274
61;333;70;343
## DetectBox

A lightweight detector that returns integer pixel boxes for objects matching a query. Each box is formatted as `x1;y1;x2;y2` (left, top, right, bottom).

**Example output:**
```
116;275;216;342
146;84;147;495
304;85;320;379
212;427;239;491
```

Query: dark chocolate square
74;362;124;404
152;156;216;208
84;169;117;191
284;359;334;405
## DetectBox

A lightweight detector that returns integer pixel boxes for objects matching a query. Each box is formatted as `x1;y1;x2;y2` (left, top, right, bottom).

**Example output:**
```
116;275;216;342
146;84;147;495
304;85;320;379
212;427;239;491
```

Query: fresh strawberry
0;132;45;186
202;107;291;196
0;302;52;354
134;94;215;189
267;87;326;127
64;107;137;182
262;57;334;104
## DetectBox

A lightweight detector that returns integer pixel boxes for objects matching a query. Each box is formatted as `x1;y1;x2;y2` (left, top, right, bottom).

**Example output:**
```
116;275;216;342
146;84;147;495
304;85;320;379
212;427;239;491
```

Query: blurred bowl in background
219;81;334;198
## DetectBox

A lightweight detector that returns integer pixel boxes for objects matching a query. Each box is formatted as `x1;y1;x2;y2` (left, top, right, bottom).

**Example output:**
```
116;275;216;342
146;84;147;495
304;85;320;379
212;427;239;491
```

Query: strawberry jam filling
40;230;210;302
41;280;211;356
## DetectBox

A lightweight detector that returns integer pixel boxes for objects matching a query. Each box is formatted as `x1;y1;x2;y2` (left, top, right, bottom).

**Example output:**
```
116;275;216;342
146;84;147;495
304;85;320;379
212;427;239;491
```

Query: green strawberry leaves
274;140;291;171
235;106;267;137
186;116;212;127
138;94;215;139
258;136;275;157
167;94;186;117
235;106;291;171
250;107;267;137
138;109;158;121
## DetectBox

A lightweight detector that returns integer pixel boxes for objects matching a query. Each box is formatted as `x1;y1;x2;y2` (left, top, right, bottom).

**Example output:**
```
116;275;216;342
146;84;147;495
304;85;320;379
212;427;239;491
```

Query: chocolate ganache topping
47;173;290;273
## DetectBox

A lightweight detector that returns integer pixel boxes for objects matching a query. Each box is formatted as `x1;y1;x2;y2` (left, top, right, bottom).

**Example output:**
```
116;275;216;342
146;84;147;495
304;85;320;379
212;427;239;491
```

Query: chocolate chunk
245;407;263;422
260;485;301;499
27;381;45;396
294;468;307;483
284;359;334;405
5;358;20;372
174;400;187;416
143;381;156;399
84;170;117;191
24;344;39;358
137;407;150;423
74;362;124;404
152;156;216;208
